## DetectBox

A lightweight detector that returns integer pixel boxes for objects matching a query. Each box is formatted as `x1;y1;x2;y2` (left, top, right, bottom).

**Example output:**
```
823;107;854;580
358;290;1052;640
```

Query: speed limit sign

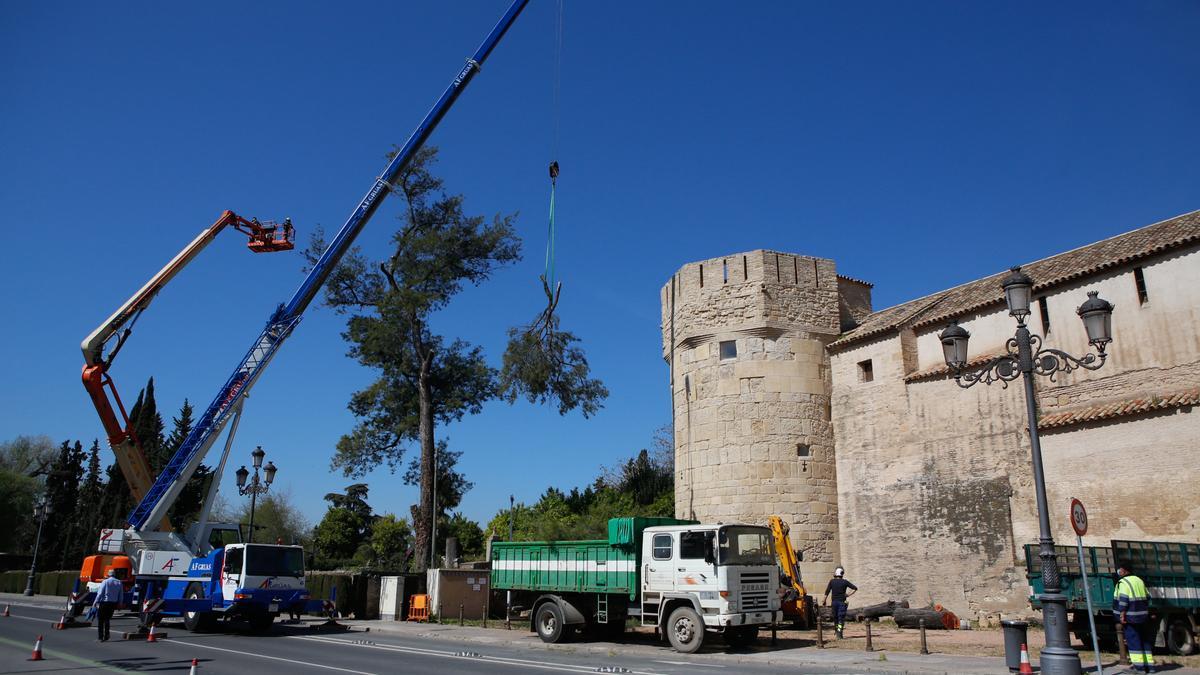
1070;498;1088;536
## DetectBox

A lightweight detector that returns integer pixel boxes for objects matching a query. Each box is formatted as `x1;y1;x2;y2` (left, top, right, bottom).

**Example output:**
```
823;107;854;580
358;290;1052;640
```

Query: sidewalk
342;617;1200;675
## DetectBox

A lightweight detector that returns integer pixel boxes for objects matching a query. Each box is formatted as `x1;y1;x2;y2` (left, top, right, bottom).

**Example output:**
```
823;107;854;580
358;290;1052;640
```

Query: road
0;601;866;674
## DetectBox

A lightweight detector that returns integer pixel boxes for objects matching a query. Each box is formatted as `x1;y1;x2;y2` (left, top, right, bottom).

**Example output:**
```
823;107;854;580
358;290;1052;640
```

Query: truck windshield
244;546;305;578
717;526;774;566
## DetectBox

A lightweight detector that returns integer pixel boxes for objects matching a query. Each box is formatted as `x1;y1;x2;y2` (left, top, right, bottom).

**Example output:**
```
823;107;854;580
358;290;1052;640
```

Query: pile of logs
817;599;960;630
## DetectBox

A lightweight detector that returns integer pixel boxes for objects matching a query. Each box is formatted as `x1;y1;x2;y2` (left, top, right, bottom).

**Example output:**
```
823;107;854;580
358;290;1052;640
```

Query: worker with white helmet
822;566;858;639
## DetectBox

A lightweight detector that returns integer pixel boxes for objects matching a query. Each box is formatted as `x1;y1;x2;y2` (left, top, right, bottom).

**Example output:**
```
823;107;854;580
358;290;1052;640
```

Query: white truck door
221;545;244;601
674;530;717;591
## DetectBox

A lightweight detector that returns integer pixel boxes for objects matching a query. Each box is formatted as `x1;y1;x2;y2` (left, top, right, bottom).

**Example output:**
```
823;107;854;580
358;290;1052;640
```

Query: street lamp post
235;446;277;544
939;267;1114;675
23;497;52;596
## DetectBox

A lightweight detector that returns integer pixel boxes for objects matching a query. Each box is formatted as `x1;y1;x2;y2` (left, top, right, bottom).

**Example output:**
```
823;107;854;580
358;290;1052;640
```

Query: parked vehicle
492;517;783;653
1025;539;1199;655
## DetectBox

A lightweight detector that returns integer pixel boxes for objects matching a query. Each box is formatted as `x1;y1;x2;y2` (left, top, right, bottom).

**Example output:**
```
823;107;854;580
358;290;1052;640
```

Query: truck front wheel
183;584;215;632
535;603;566;644
1167;620;1196;656
666;606;704;654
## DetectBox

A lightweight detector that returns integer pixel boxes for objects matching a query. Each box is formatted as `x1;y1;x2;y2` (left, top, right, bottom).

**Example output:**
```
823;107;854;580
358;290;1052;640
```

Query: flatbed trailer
1025;539;1199;655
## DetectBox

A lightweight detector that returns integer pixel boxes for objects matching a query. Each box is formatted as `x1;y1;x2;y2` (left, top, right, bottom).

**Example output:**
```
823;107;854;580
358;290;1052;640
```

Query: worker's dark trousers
96;603;117;640
1123;621;1156;670
832;601;848;630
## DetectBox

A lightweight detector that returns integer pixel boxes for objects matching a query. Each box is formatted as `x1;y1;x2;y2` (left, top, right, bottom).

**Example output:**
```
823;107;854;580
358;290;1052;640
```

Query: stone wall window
1038;296;1051;335
857;359;874;382
1134;267;1149;304
652;533;673;560
796;443;810;457
720;340;738;361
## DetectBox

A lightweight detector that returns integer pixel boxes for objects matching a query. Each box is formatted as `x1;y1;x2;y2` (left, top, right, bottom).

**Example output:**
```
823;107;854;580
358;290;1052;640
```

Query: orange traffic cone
3;604;10;617
1018;643;1034;675
189;657;199;674
54;613;67;630
29;635;44;661
146;624;158;642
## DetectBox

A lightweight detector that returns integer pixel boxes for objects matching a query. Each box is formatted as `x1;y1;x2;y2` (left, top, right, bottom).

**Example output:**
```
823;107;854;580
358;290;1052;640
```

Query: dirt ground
764;620;1200;669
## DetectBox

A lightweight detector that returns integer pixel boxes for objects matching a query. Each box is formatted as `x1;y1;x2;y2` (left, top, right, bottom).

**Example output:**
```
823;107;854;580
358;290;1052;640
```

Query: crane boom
81;210;293;517
127;0;531;531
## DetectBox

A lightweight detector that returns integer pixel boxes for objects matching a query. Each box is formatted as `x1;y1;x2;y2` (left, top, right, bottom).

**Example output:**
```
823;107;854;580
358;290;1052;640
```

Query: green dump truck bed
1025;539;1200;611
491;517;696;601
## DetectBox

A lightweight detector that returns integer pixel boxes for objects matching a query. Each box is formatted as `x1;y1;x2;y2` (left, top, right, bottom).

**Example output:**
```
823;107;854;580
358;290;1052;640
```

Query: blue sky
2;1;1197;531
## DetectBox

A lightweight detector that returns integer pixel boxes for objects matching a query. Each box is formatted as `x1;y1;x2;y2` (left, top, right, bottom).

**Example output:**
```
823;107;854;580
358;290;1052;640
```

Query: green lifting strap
545;161;559;292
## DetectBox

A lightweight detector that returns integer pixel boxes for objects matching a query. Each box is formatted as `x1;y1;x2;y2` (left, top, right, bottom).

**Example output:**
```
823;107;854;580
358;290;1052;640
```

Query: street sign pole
1071;498;1102;675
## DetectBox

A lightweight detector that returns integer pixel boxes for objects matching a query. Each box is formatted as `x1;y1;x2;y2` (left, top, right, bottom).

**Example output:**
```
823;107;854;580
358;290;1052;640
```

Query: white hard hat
834;566;845;577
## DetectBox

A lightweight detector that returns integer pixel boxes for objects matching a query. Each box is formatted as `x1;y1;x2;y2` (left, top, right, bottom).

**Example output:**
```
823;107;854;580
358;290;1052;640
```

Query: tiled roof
903;350;1008;383
1038;388;1200;430
829;210;1200;351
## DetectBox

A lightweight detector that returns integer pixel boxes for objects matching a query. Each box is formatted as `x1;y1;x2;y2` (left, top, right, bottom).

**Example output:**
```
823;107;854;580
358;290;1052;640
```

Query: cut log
894;607;950;629
852;600;910;620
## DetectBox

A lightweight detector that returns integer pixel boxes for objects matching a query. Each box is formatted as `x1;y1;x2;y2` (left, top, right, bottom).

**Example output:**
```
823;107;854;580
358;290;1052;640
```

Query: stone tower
660;250;870;582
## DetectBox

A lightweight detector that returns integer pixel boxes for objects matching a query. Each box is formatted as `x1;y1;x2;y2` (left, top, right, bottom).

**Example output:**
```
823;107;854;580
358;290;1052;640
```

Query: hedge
0;570;78;596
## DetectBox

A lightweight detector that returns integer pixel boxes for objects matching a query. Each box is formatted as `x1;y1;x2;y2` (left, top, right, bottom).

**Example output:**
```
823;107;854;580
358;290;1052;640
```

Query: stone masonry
660;250;860;583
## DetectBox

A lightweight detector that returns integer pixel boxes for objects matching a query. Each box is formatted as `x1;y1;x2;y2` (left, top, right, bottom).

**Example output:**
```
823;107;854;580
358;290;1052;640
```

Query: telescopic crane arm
81;210;293;517
125;0;531;532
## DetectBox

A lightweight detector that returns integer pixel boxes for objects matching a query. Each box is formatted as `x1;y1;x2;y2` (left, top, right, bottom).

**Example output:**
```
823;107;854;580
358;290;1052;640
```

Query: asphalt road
0;602;866;675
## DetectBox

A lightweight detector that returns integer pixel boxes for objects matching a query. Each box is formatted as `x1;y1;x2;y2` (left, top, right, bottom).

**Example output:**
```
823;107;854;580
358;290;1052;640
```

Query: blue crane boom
128;0;531;531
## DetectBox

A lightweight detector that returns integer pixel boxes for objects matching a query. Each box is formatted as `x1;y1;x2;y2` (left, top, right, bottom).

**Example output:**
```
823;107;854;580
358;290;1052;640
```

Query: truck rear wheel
666;606;704;654
535;602;566;644
1167;620;1196;656
183;583;216;632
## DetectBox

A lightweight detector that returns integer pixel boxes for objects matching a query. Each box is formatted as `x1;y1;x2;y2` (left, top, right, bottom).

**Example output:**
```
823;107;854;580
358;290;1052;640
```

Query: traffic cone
189;657;199;674
29;635;44;661
54;612;67;630
146;624;158;642
1018;643;1034;675
3;604;10;617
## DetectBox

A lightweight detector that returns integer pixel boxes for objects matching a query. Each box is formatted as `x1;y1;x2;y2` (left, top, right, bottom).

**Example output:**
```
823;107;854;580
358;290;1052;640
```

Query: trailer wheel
183;583;216;632
1167;620;1196;656
535;602;566;644
666;606;704;654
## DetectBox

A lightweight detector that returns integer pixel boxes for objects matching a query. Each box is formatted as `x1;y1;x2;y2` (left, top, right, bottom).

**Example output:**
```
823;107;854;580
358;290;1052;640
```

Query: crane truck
491;517;783;654
72;0;532;633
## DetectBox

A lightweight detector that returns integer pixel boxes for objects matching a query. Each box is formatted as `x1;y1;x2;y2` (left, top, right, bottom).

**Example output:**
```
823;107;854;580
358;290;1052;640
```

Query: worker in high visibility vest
1114;561;1156;673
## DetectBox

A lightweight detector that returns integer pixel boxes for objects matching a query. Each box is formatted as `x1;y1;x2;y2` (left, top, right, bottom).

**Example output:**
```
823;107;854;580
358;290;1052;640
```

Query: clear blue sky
2;1;1197;531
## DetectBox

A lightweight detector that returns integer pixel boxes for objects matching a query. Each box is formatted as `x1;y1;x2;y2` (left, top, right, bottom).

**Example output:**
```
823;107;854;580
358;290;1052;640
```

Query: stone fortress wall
662;211;1200;616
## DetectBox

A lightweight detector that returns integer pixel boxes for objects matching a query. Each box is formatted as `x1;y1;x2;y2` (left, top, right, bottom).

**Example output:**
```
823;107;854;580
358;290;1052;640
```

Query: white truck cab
640;523;782;652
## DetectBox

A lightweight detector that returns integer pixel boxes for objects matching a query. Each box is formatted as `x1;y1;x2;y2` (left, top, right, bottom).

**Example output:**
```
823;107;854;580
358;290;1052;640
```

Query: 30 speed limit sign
1070;498;1088;536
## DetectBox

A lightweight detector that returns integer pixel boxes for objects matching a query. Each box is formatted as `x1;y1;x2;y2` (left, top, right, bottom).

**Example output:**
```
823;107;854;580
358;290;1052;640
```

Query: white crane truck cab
641;523;782;652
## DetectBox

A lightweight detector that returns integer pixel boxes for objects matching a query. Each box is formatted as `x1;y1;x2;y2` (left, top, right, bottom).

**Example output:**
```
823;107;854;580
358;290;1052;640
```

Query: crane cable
537;0;565;335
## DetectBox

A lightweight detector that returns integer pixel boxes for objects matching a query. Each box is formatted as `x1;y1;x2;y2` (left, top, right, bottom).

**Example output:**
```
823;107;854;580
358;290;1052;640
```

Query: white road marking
171;639;375;674
653;660;726;668
290;634;667;675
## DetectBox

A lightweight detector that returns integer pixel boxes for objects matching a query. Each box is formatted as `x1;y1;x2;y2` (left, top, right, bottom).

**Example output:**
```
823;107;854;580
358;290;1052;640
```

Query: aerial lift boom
80;211;293;514
125;0;531;533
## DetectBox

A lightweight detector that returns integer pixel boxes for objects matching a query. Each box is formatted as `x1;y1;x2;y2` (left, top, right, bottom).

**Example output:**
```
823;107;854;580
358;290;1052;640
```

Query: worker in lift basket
93;569;123;642
1114;561;1156;673
822;566;858;639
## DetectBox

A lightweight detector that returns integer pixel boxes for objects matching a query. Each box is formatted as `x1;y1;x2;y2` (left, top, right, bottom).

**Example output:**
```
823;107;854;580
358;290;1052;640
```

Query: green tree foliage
499;314;608;417
43;440;85;569
232;489;310;547
0;435;54;551
486;433;676;543
368;514;412;570
313;484;376;568
0;435;57;478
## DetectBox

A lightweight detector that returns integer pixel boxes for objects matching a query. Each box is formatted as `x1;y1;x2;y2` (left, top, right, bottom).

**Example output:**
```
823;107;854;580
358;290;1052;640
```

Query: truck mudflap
709;610;783;628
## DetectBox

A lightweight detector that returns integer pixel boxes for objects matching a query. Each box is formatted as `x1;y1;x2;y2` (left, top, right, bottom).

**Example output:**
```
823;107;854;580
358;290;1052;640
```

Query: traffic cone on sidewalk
1018;643;1034;675
189;657;199;674
146;624;158;642
29;635;44;661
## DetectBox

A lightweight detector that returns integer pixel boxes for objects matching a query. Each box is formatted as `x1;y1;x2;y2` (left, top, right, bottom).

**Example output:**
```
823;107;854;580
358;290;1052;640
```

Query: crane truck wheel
665;606;705;654
1168;620;1196;656
183;583;216;632
535;602;566;644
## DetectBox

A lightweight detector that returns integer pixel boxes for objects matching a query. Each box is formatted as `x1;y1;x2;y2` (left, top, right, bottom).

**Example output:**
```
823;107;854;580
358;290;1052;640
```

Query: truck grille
740;572;771;611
